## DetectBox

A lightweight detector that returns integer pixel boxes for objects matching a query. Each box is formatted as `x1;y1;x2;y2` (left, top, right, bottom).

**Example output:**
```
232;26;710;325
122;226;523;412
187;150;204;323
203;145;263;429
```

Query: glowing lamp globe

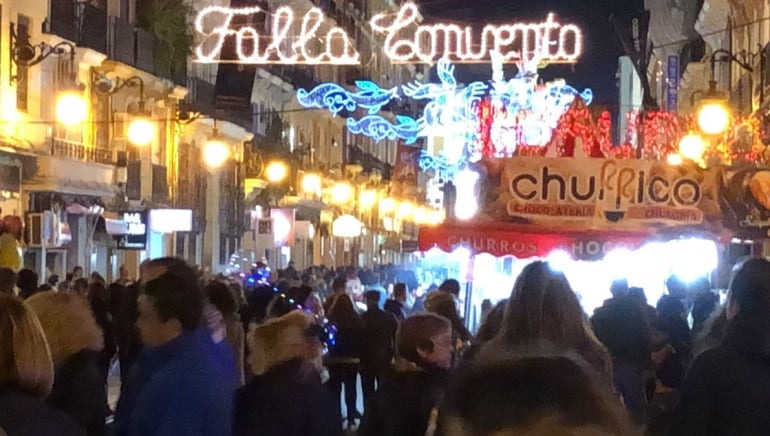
127;118;155;146
331;182;353;205
667;153;683;166
301;173;322;195
397;201;415;219
265;161;288;183
203;139;230;168
379;197;396;214
679;133;706;161
56;92;88;127
359;189;378;210
697;101;730;136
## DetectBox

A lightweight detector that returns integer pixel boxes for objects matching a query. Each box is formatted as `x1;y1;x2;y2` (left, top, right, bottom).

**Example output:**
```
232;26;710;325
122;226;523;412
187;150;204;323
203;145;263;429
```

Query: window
16;14;30;111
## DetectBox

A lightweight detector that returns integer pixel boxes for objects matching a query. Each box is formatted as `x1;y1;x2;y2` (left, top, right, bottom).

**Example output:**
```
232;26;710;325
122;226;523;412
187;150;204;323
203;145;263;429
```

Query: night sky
418;0;644;110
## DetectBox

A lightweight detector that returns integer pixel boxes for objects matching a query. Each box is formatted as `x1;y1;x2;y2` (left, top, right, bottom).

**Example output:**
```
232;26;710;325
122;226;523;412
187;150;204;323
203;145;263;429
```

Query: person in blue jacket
114;266;237;436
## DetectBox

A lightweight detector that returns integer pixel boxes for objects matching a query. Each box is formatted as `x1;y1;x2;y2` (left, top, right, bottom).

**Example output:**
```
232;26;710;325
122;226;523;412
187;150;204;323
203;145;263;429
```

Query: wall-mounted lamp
690;49;755;136
10;23;77;82
203;128;230;168
91;70;155;146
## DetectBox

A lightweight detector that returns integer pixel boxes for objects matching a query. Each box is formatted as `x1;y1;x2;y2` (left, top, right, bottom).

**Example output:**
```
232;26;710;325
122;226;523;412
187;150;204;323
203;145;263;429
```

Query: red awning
418;223;657;260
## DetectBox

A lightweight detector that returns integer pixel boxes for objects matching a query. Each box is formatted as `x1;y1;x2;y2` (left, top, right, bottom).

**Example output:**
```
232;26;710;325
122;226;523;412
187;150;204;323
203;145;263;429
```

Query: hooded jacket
25;292;106;436
234;311;340;436
669;315;770;435
358;359;449;436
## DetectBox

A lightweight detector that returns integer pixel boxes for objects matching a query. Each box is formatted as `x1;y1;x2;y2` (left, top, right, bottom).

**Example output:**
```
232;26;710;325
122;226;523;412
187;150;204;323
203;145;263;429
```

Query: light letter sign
194;5;360;64
195;2;582;65
370;2;582;64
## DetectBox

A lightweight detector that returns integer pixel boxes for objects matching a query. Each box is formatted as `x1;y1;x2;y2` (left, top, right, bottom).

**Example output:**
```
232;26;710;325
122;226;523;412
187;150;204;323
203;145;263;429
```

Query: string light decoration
547;98;604;157
640;110;679;159
194;5;360;64
370;2;583;64
346;115;422;144
298;57;592;154
296;81;398;116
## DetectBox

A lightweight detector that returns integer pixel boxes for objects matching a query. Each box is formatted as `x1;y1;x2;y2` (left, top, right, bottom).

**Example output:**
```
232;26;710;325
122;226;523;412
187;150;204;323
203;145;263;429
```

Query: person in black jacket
358;313;453;436
384;283;407;321
89;281;116;392
360;290;398;406
234;310;340;436
591;293;652;427
669;258;770;435
110;280;141;387
0;294;85;436
325;293;364;428
27;291;106;436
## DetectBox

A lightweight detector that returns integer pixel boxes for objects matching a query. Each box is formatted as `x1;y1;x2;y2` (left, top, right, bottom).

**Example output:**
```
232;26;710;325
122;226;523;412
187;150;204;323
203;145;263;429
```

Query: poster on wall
480;157;721;231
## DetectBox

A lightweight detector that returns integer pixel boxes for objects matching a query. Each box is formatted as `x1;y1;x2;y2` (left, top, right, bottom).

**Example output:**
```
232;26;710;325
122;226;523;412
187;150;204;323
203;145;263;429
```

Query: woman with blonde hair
0;294;84;436
234;310;339;436
480;261;613;386
27;291;105;436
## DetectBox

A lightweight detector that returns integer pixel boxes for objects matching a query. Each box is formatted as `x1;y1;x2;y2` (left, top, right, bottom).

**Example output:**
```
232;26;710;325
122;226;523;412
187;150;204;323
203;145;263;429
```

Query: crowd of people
1;256;770;435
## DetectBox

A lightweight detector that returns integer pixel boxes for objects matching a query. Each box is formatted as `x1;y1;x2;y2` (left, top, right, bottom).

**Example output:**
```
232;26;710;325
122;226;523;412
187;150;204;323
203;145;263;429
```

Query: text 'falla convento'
193;2;583;65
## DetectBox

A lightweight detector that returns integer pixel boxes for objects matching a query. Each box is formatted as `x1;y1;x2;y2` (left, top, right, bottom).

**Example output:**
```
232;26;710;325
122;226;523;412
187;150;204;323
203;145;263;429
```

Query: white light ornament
195;5;360;65
370;2;583;64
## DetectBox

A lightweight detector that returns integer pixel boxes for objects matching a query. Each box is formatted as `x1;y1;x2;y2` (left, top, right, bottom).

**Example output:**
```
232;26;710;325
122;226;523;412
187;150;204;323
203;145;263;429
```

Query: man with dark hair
438;279;461;297
361;290;398;405
0;267;16;295
115;270;237;436
384;283;408;321
17;268;39;299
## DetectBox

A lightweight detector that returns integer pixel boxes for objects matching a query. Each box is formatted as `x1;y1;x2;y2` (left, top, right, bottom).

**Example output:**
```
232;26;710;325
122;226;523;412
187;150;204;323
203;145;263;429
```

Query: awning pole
463;254;475;331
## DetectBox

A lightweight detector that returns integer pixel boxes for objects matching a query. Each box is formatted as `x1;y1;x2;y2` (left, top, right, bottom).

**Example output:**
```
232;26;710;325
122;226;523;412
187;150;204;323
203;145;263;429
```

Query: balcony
107;16;135;66
346;145;392;179
49;138;113;165
182;77;216;116
44;0;107;53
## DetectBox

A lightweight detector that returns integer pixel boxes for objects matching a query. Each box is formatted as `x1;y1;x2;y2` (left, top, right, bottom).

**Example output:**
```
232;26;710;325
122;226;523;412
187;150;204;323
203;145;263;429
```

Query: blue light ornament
296;81;398;116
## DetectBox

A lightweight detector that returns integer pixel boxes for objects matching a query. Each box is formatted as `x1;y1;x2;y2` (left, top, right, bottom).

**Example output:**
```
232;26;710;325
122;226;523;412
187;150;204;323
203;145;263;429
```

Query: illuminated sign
498;158;709;228
116;211;147;250
195;3;582;65
194;6;360;64
370;2;583;64
149;209;193;233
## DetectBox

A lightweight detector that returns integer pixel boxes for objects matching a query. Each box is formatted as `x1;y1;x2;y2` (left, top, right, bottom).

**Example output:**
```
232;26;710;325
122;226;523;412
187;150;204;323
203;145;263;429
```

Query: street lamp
692;49;754;136
679;132;706;161
359;189;378;210
694;81;730;136
379;197;396;214
667;153;683;166
126;117;155;147
203;133;230;168
91;70;156;145
301;173;322;196
56;91;88;127
331;182;353;205
265;161;288;183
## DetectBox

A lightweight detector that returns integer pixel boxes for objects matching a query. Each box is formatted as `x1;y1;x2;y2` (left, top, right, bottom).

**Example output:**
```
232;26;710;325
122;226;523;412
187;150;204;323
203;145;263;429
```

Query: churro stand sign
483;157;721;231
